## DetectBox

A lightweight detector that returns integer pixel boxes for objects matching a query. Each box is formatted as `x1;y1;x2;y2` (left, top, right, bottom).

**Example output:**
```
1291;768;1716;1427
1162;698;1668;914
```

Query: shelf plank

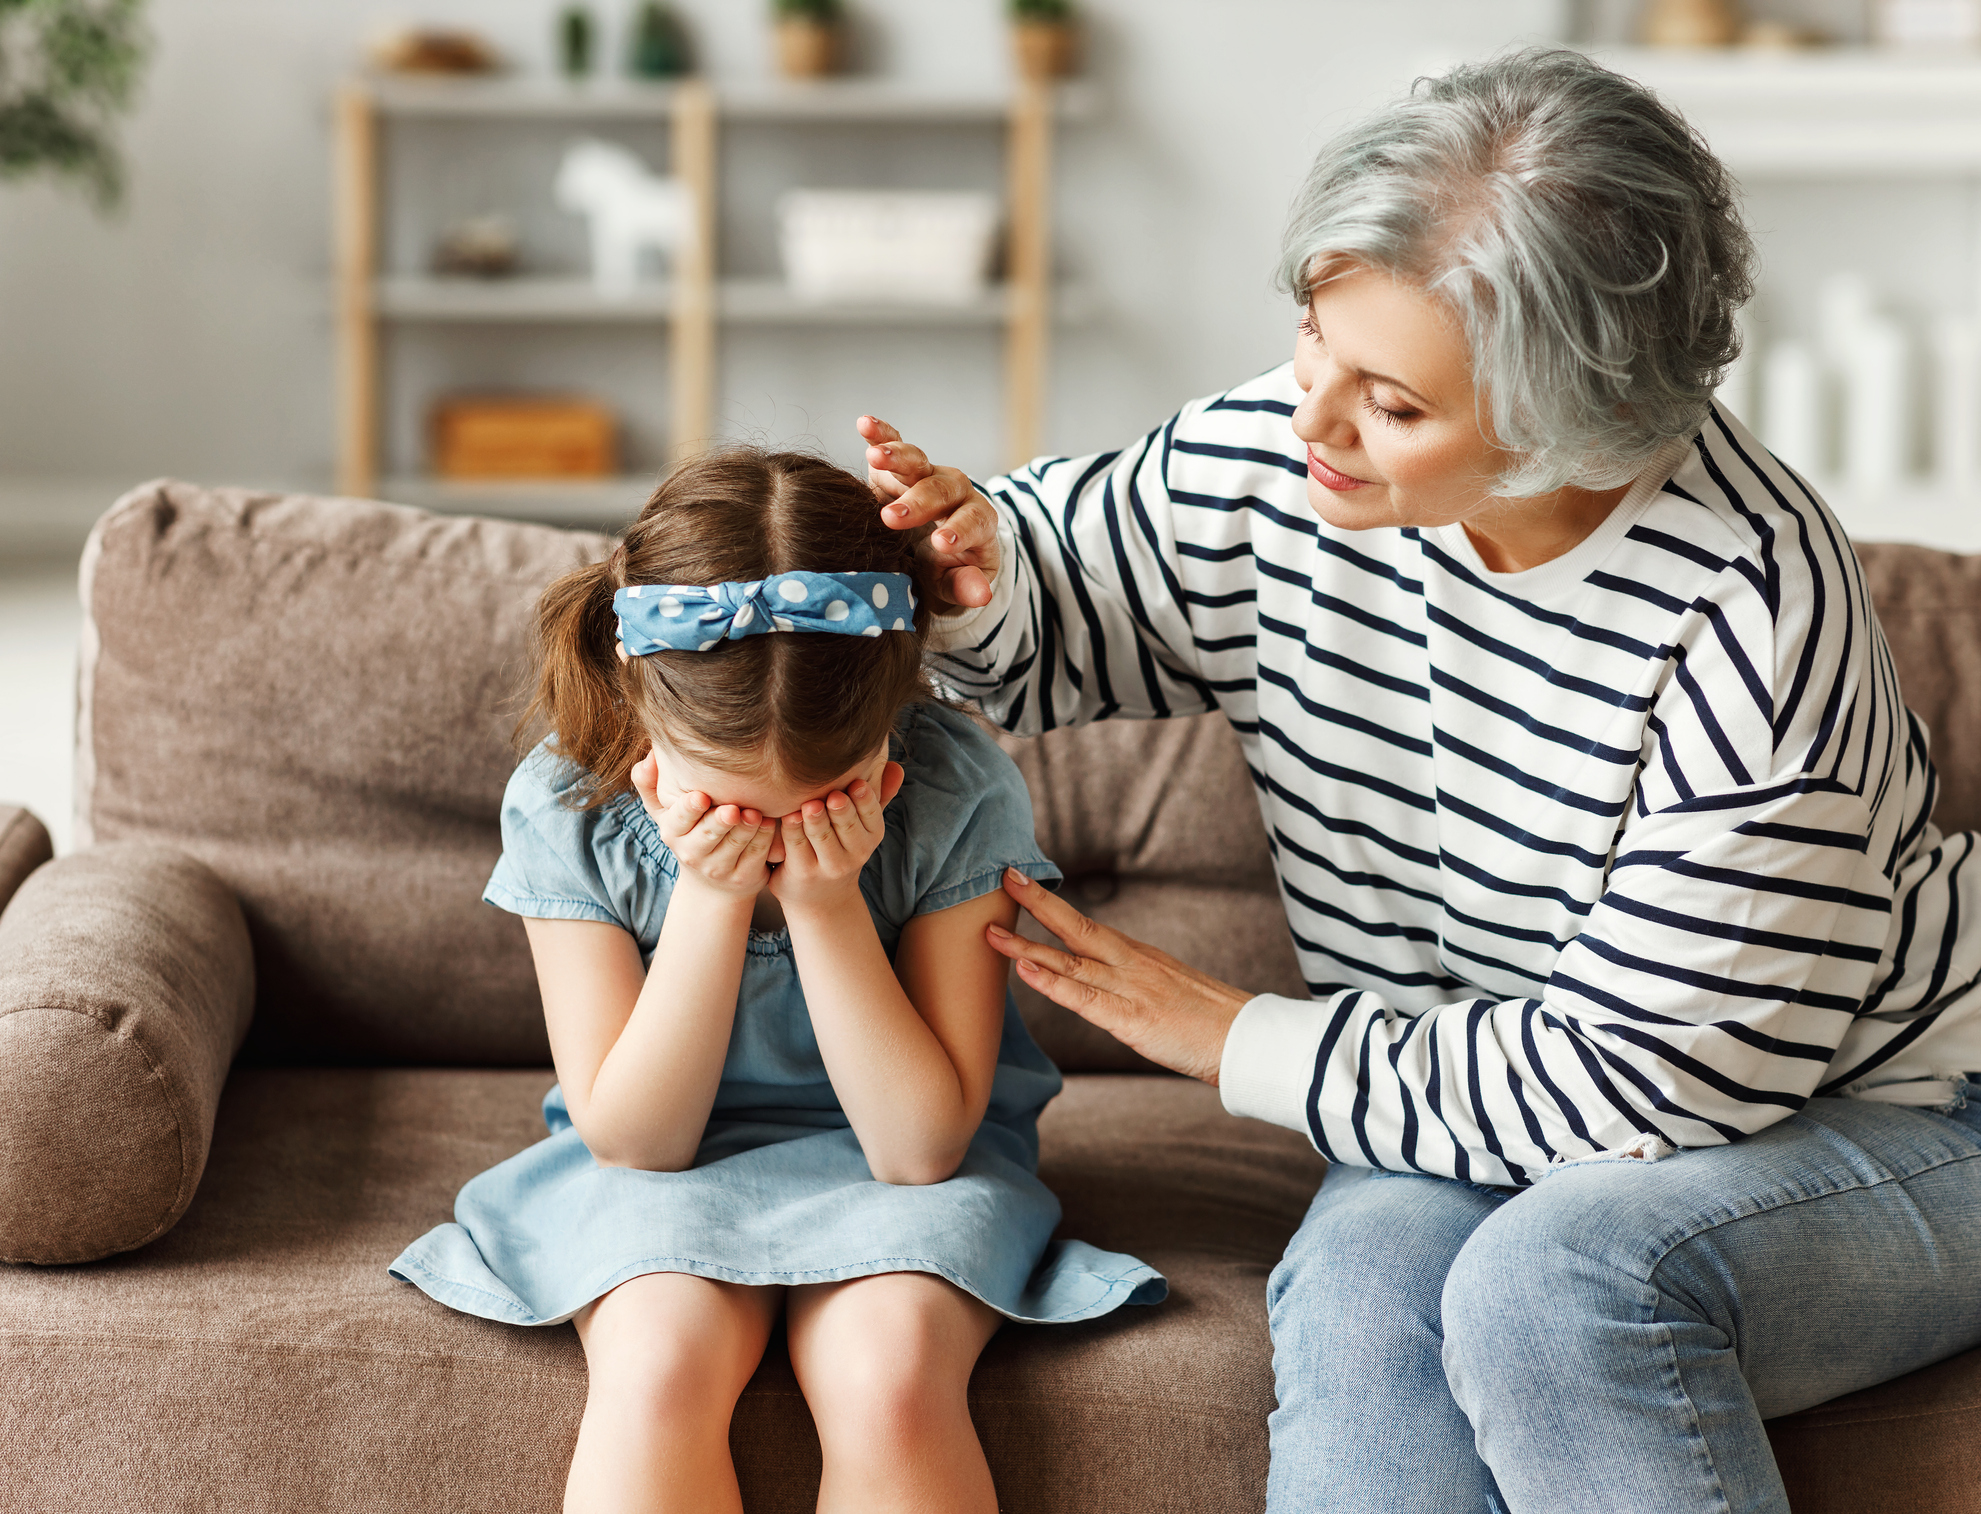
362;75;1099;124
381;473;658;526
377;276;675;320
1592;47;1981;174
373;275;1096;326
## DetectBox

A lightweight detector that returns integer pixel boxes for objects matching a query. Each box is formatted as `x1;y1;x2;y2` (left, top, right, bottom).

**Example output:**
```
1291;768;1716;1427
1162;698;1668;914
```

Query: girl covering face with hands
390;449;1162;1514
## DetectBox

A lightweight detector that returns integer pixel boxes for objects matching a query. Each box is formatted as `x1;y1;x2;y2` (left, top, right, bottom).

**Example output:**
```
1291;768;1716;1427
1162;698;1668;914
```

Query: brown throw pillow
0;844;254;1264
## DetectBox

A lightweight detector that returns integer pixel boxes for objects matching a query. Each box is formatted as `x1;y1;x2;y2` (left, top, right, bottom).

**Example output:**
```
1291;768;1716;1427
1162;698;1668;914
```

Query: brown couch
1;479;1978;1513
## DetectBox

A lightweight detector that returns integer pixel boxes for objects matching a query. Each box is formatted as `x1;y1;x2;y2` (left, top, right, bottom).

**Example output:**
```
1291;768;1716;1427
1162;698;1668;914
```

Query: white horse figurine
554;139;696;299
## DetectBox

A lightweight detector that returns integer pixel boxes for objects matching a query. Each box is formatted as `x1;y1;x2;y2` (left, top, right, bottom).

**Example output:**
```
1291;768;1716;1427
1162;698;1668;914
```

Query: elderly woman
863;47;1981;1514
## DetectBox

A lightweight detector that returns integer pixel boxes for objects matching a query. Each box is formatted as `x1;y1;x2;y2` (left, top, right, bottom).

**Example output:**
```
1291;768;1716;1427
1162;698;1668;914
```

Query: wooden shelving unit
332;75;1098;507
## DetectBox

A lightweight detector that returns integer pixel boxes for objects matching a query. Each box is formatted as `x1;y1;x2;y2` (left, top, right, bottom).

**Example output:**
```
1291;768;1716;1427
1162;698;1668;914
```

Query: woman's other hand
632;748;777;898
859;415;1002;613
987;868;1253;1085
768;763;907;913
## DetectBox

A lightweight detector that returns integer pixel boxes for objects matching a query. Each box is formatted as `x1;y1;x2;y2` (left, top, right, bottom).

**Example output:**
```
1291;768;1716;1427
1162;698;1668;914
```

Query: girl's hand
632;749;777;898
769;763;905;913
859;415;1001;613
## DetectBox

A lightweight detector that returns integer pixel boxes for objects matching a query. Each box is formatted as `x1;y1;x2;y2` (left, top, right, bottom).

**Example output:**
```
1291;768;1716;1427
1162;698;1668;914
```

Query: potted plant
1011;0;1078;81
0;0;149;209
772;0;841;80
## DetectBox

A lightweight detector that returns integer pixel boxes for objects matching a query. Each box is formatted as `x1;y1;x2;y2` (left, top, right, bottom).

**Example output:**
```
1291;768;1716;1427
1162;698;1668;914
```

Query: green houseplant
1010;0;1078;80
0;0;148;208
771;0;840;79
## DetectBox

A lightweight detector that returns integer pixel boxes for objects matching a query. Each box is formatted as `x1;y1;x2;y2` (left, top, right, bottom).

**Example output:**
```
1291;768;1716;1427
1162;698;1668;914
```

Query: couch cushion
0;1068;1323;1514
1856;540;1981;835
2;1066;1973;1512
0;845;254;1264
0;805;51;916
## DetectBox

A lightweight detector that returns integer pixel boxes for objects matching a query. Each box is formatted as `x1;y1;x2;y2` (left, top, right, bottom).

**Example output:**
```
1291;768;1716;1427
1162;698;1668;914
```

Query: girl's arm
774;786;1016;1186
526;795;777;1172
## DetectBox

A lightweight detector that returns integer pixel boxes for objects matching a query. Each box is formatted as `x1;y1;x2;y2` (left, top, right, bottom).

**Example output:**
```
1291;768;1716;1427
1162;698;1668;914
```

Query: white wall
5;0;1978;553
0;0;1572;511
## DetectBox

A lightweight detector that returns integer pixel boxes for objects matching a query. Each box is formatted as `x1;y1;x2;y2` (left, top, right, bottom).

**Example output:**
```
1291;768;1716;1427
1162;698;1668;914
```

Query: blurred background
7;0;1981;853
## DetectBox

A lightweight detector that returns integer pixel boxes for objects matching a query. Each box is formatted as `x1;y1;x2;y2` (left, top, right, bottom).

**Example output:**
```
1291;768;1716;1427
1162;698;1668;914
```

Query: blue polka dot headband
613;571;918;655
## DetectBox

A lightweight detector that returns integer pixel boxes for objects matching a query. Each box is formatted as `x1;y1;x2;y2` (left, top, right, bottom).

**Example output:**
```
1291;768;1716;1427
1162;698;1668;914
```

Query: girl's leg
1440;1097;1981;1514
1266;1164;1510;1514
566;1271;782;1514
785;1271;1002;1514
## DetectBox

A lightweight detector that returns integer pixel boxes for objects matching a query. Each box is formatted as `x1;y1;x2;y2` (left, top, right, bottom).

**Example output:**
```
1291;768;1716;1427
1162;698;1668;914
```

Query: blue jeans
1266;1096;1981;1513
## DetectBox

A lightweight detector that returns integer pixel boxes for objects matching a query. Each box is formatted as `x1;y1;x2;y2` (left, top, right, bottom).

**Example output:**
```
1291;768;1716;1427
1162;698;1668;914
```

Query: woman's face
1290;263;1510;533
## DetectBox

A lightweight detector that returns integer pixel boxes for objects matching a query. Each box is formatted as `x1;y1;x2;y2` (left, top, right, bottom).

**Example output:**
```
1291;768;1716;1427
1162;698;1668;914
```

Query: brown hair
522;447;939;807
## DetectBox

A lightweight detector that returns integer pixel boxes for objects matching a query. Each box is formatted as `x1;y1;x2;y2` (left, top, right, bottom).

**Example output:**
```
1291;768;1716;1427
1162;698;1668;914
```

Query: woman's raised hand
859;415;1002;613
632;749;777;898
986;869;1255;1085
769;763;906;912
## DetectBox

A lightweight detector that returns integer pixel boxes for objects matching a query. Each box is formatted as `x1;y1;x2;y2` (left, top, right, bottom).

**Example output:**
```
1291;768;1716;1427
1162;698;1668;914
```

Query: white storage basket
776;190;1000;306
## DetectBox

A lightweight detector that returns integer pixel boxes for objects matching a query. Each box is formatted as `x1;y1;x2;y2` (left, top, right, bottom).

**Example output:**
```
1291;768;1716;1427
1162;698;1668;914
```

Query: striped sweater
933;361;1981;1186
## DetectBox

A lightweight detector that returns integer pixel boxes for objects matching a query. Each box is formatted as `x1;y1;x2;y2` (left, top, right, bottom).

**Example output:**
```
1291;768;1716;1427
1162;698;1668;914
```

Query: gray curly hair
1277;48;1756;497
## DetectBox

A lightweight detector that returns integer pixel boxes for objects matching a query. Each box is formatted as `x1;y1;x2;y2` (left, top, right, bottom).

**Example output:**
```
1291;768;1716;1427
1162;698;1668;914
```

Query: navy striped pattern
936;363;1981;1186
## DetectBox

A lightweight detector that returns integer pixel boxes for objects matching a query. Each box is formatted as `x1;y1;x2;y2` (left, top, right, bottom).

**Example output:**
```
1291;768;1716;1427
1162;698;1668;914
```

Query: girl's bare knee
791;1275;994;1451
580;1272;776;1426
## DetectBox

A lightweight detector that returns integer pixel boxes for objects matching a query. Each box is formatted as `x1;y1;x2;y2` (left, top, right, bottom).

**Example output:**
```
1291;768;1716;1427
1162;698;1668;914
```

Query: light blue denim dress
390;702;1166;1327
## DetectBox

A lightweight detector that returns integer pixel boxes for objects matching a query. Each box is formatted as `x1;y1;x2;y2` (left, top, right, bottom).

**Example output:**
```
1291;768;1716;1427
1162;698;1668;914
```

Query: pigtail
518;550;650;808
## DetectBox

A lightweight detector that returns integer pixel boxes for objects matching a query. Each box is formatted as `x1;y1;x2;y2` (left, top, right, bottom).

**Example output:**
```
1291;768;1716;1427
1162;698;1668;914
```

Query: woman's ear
615;640;629;663
878;760;906;808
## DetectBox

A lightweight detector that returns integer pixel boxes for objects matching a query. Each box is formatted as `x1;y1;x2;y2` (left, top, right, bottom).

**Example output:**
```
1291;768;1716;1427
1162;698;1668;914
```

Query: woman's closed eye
1362;392;1417;427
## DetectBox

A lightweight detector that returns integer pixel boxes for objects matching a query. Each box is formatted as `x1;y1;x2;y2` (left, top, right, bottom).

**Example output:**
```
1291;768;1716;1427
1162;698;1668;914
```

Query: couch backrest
76;482;1981;1069
1853;541;1981;836
80;483;601;1065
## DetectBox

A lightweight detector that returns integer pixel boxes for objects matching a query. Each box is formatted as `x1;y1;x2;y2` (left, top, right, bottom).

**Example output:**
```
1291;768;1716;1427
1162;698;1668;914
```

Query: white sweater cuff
927;522;1018;653
1219;994;1325;1135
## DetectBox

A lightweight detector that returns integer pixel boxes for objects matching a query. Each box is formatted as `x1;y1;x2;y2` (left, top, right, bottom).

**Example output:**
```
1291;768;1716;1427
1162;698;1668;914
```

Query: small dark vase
630;2;693;78
559;6;595;77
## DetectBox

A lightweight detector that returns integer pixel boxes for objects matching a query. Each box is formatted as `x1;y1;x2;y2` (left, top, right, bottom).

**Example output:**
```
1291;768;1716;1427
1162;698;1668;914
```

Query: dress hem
389;1247;1166;1330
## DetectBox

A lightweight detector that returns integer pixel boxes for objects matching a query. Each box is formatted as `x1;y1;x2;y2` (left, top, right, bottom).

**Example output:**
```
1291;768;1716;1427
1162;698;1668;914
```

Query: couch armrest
0;806;53;916
0;844;254;1264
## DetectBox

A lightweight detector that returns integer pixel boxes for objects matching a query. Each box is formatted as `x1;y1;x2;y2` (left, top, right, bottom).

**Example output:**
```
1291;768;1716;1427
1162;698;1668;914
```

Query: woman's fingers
985;917;1109;984
938;563;994;610
1000;868;1126;964
882;466;978;531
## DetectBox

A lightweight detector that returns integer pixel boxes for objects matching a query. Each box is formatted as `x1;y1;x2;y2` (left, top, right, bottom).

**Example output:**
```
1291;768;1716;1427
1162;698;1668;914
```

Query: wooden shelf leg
1003;79;1054;473
334;82;379;500
671;80;719;469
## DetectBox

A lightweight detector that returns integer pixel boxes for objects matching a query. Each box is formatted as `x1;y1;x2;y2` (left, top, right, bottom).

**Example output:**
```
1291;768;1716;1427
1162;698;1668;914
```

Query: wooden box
430;397;617;479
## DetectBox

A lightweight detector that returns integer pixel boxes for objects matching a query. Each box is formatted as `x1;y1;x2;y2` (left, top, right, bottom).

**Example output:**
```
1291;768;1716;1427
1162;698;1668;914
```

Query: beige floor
0;555;84;855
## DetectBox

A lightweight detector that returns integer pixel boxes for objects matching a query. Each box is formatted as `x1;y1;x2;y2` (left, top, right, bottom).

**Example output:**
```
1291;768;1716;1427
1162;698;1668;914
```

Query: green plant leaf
0;0;147;207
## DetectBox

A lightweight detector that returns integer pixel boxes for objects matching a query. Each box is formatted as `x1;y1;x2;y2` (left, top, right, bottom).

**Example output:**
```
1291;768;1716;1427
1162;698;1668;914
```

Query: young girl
391;448;1163;1514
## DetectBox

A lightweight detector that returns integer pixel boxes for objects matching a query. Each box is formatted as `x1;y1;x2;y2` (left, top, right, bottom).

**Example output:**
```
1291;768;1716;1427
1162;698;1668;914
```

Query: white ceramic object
776;191;999;306
1933;317;1981;491
554;139;696;300
1844;313;1914;491
1717;314;1760;430
1763;340;1827;479
1875;0;1981;46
